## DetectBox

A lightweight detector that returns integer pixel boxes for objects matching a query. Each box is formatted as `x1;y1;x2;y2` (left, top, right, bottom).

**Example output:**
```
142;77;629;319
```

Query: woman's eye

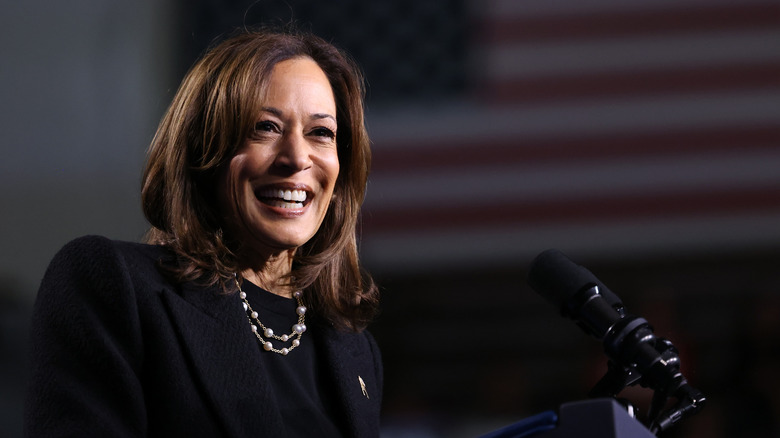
312;127;336;139
254;121;279;133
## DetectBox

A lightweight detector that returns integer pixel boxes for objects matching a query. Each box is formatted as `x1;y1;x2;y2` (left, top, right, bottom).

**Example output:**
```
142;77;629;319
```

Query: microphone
527;249;705;433
527;248;626;340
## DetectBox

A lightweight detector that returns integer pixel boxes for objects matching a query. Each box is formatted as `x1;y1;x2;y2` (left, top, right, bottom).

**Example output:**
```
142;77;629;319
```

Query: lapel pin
358;376;369;399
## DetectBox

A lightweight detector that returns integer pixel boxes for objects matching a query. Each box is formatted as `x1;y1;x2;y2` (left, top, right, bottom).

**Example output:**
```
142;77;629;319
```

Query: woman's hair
141;28;377;331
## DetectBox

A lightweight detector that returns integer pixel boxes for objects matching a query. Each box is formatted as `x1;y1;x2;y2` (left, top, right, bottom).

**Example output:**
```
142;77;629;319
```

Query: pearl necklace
234;275;307;355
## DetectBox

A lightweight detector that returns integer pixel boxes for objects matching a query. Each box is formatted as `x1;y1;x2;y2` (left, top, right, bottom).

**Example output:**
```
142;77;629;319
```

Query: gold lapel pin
358;376;369;399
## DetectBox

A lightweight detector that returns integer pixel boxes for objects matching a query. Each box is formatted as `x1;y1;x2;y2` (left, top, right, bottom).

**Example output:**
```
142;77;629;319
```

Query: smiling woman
217;57;341;293
25;29;382;438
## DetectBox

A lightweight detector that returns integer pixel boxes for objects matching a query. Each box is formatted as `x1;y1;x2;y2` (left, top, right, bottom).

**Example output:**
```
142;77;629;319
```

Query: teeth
268;200;303;209
280;189;306;202
259;189;307;202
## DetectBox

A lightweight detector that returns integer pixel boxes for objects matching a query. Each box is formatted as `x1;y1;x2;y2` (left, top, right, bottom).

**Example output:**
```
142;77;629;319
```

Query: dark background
2;0;779;436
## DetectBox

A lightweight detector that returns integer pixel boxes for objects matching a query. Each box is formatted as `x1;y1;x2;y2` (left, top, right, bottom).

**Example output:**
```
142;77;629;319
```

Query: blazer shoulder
57;234;167;259
52;235;169;269
43;235;174;296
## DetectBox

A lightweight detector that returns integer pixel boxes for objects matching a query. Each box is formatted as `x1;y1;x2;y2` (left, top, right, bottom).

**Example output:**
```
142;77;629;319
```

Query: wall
0;1;175;435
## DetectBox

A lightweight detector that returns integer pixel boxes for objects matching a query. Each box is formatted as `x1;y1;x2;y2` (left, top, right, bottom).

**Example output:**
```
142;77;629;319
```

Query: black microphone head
528;249;625;314
527;249;600;311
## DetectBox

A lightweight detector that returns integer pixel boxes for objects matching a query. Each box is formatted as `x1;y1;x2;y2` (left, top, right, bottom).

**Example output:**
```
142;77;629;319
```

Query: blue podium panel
478;410;558;438
541;399;656;438
479;398;656;438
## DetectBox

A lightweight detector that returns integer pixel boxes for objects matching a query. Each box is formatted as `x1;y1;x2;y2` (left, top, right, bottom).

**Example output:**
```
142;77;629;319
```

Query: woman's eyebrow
311;113;336;123
259;106;282;117
259;107;335;124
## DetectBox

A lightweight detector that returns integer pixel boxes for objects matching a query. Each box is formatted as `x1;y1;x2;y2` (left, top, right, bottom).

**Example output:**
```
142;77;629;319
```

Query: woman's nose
274;132;313;171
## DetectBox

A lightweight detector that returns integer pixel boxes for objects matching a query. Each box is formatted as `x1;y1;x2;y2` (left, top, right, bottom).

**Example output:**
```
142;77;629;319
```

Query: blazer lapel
160;282;286;437
317;327;383;438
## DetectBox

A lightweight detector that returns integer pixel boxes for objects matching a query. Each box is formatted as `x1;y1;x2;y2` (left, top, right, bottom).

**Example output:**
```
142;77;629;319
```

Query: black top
240;280;344;437
24;235;383;437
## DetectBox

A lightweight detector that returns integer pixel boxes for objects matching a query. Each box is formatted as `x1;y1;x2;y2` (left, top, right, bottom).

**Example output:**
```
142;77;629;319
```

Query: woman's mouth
255;188;309;209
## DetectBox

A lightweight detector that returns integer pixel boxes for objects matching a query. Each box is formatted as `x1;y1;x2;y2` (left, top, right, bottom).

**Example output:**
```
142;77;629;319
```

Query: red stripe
361;186;780;234
477;63;780;104
478;4;780;43
370;125;780;173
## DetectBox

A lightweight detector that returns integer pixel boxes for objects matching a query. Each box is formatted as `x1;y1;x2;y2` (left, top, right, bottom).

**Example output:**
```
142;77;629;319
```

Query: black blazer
25;235;383;437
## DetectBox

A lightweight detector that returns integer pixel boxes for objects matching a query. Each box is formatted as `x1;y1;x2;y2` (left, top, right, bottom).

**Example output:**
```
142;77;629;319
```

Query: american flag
360;0;780;273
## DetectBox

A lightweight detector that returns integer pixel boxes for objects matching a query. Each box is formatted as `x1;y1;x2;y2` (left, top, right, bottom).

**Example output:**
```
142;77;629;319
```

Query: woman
25;29;382;437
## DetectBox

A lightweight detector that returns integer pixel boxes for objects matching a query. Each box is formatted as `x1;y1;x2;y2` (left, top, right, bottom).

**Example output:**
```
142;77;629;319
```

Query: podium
480;398;656;438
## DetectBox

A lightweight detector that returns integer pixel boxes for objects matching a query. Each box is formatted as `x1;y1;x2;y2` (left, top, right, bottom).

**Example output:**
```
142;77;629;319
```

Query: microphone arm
527;249;706;434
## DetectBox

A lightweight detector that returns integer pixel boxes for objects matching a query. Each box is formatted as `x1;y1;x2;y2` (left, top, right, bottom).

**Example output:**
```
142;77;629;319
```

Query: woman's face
218;57;340;257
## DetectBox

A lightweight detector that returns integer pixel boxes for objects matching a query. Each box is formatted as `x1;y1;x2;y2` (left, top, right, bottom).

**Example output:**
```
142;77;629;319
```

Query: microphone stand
586;305;706;435
526;249;707;436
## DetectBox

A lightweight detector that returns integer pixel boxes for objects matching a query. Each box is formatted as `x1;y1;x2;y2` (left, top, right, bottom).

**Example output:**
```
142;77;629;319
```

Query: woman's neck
239;249;295;298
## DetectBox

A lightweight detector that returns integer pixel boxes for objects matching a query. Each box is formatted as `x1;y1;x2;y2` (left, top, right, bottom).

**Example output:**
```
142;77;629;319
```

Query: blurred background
2;0;779;436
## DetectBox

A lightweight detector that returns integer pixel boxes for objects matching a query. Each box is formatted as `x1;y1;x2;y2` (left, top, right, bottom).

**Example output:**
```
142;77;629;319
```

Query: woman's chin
240;226;316;254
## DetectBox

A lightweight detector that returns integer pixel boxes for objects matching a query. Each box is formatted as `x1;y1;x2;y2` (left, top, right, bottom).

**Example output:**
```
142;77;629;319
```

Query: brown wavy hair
141;28;377;331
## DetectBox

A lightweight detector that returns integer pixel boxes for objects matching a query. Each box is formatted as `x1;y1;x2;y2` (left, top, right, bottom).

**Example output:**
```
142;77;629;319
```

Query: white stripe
483;29;780;80
366;91;780;146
